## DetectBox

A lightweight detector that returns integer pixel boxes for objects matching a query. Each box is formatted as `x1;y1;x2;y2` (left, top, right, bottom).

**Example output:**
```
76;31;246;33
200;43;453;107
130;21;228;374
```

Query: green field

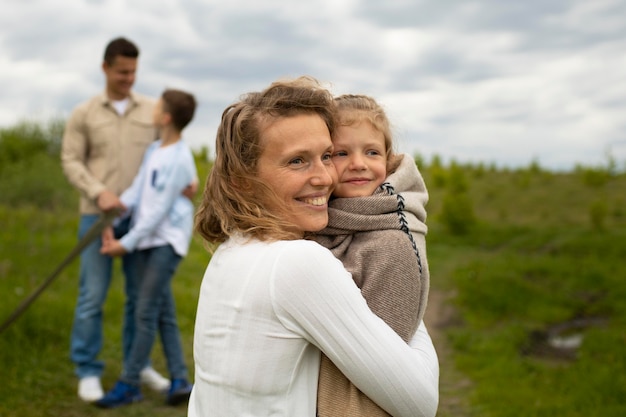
1;121;625;416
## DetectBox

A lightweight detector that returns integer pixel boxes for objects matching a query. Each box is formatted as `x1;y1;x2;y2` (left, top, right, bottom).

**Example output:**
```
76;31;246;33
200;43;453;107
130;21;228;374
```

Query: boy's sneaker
95;380;143;408
78;376;104;402
140;366;170;392
166;378;193;406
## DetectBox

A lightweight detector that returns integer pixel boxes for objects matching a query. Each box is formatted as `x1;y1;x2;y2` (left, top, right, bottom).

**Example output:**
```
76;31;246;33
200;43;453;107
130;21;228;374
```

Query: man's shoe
140;366;170;392
95;380;142;408
166;378;193;406
78;376;104;402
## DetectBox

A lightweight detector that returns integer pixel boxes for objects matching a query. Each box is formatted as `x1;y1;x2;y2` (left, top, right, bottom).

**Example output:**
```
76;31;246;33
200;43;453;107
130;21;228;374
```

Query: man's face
102;55;137;100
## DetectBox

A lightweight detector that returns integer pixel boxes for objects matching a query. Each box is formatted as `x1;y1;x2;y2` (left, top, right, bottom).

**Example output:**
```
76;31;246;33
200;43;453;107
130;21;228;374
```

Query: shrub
447;161;469;193
0;120;73;209
429;154;447;188
413;153;427;170
440;191;476;235
0;119;64;165
582;169;611;188
589;200;608;231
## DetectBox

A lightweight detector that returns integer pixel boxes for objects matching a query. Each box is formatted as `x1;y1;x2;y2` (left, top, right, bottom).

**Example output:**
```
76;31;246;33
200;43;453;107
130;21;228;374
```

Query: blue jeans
70;214;140;379
121;244;188;386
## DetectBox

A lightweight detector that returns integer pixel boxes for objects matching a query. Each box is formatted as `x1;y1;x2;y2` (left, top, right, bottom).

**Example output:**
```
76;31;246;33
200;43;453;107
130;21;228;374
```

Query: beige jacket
313;154;430;417
61;91;157;214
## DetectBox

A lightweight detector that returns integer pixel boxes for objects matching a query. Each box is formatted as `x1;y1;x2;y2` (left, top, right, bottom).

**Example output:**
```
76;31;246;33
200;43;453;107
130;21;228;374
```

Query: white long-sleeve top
189;236;439;417
118;139;197;256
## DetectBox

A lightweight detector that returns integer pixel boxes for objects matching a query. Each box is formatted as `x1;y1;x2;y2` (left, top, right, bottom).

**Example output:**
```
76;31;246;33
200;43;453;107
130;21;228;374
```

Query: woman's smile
257;114;337;234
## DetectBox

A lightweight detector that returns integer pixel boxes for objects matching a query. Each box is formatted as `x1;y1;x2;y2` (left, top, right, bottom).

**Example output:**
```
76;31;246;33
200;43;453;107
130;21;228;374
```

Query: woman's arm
410;321;440;385
271;241;439;417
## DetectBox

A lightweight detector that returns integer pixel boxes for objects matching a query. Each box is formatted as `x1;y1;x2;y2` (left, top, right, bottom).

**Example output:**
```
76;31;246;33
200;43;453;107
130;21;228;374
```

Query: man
61;37;173;402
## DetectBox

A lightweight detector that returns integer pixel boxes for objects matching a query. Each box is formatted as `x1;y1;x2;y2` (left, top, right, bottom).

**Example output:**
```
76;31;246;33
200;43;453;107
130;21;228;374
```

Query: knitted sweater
314;153;430;417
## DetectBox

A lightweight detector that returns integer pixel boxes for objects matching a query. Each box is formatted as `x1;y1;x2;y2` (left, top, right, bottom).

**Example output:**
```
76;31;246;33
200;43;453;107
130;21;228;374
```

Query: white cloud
1;0;625;170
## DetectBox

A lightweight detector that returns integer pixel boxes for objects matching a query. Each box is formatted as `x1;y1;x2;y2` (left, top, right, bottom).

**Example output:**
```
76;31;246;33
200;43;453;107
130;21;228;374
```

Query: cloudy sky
2;0;625;170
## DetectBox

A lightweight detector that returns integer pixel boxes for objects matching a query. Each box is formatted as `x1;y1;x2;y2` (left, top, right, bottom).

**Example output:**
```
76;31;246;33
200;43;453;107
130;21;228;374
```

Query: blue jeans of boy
70;214;139;379
121;244;188;386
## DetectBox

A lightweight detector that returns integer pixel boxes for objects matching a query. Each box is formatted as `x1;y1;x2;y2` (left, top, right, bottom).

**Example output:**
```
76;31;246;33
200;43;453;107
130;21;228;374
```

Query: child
313;94;432;417
96;89;198;408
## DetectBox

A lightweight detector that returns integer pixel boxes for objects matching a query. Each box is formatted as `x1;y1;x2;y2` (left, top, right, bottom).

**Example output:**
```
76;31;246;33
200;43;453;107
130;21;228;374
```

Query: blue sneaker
166;378;193;406
95;380;143;408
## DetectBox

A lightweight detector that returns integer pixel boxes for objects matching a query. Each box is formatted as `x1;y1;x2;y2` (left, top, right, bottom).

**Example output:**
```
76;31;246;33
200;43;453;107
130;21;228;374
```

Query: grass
0;204;208;417
1;121;626;416
421;163;626;417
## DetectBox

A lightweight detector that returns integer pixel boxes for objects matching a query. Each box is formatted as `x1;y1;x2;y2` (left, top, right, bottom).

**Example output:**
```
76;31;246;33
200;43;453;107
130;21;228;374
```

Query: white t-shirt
189;236;439;417
119;140;196;256
110;97;129;115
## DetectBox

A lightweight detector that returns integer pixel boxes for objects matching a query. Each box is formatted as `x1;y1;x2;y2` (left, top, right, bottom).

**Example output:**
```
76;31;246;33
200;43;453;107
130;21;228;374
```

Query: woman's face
257;113;337;235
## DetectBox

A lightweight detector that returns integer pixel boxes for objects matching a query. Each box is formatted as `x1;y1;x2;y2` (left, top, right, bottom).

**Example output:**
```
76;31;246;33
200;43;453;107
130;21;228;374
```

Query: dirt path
424;289;473;417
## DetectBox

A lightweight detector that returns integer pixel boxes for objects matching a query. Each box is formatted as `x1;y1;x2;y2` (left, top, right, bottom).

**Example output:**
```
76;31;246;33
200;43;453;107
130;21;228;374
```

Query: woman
189;76;439;417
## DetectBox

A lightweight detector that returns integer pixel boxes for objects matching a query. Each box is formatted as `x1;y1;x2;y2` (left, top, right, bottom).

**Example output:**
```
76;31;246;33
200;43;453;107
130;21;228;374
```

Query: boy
96;89;198;408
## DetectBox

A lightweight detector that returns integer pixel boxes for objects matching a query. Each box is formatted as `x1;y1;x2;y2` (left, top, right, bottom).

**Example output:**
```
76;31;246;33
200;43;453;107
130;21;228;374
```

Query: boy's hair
103;37;139;65
195;76;337;245
334;94;400;173
162;89;197;131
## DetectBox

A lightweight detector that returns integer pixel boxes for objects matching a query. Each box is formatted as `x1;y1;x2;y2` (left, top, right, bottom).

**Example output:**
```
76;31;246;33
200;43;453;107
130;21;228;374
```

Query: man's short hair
103;37;139;65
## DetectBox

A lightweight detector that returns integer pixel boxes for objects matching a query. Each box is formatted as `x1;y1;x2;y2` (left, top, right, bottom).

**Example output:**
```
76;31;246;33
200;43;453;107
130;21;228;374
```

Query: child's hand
101;226;114;245
182;179;199;200
100;238;128;257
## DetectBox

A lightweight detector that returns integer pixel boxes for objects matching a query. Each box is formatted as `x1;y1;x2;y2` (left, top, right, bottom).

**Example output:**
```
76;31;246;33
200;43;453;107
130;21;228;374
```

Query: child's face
152;98;166;128
331;121;387;198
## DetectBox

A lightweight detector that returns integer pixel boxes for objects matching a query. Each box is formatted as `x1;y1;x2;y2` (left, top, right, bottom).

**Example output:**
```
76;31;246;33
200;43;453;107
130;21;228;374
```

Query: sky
1;0;625;171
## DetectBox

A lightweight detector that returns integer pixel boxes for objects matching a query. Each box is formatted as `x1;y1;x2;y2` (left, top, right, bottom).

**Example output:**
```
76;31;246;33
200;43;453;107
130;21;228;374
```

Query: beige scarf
313;154;430;417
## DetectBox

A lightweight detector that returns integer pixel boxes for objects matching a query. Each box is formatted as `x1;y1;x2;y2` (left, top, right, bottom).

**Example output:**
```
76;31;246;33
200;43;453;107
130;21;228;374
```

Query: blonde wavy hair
334;94;401;174
195;76;337;245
